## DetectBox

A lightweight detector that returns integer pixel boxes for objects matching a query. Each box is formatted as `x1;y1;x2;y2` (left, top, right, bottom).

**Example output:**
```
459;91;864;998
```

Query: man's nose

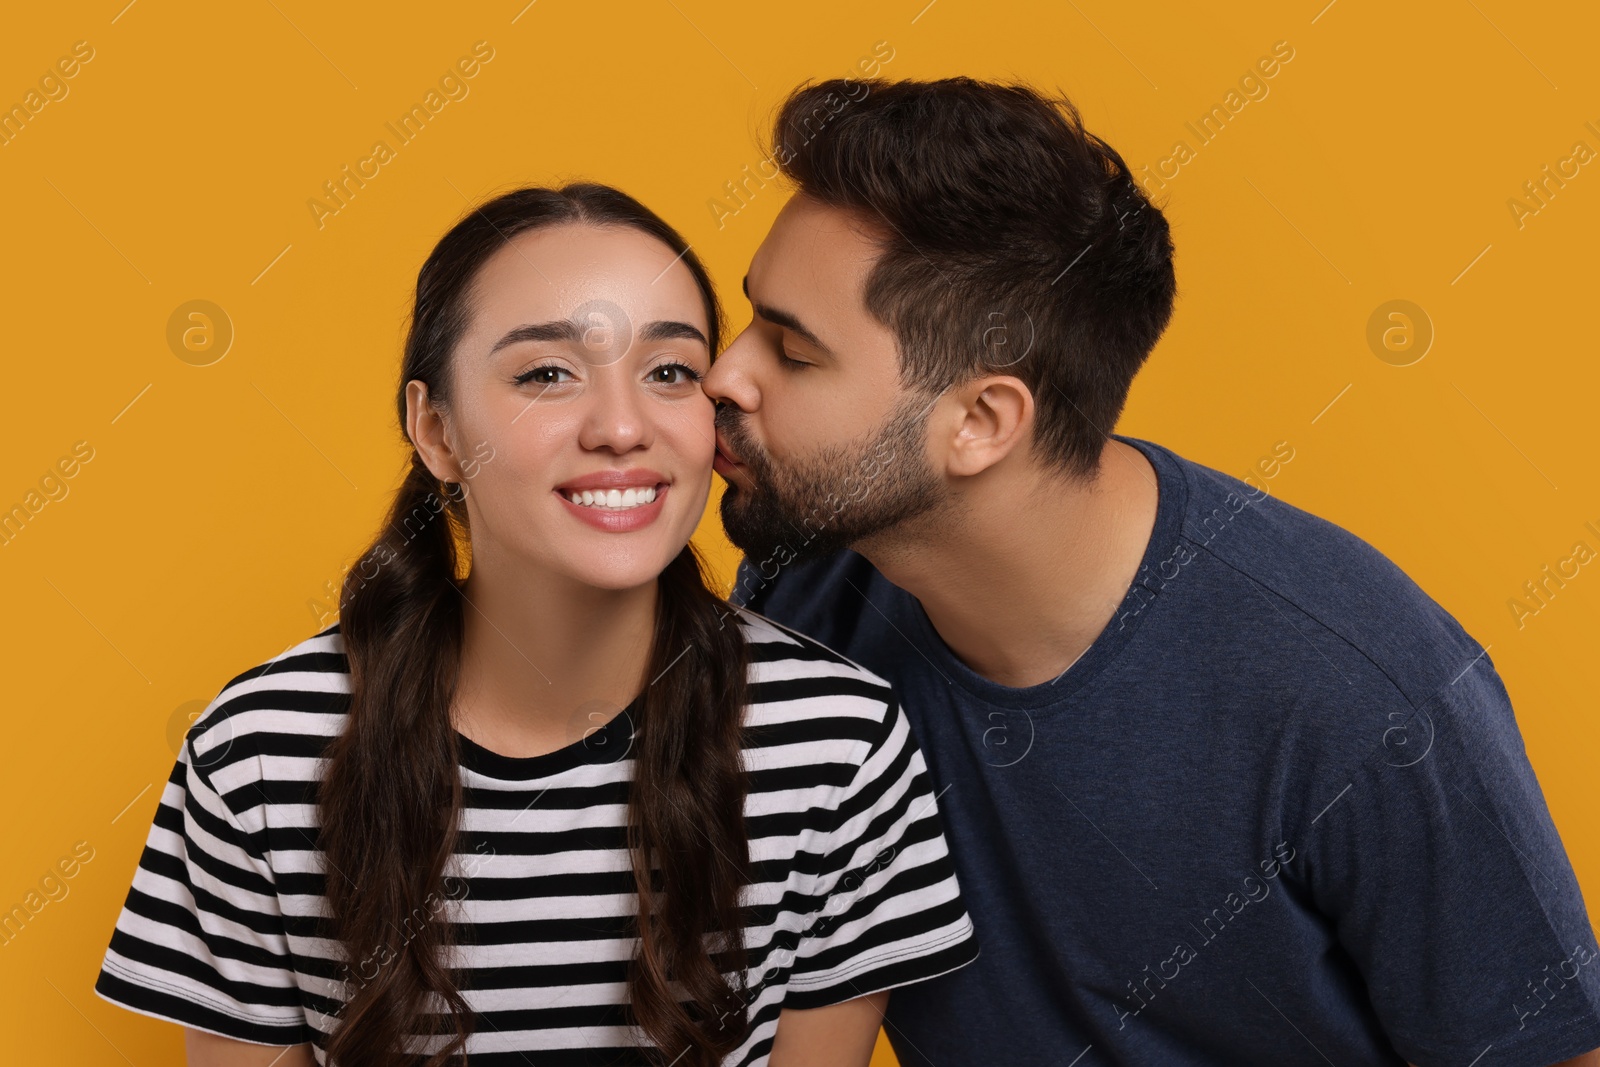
702;324;760;412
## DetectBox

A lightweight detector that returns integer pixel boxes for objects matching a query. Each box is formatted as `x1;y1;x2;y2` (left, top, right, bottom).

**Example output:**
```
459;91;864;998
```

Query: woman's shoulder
736;605;894;697
181;623;351;780
733;606;906;767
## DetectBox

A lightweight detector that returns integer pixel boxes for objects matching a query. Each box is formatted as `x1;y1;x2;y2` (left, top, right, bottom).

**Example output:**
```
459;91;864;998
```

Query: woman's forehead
471;222;708;330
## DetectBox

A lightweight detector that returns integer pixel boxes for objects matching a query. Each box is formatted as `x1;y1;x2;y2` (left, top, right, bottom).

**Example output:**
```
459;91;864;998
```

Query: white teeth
564;485;660;509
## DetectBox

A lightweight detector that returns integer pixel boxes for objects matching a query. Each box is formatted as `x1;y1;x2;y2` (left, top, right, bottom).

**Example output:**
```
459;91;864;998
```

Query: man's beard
716;393;944;570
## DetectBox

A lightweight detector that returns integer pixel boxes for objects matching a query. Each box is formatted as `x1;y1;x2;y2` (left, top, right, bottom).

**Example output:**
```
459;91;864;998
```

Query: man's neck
860;438;1160;689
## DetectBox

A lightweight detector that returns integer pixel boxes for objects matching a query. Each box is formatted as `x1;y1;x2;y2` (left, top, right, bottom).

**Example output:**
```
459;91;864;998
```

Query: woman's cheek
472;439;556;522
669;398;718;463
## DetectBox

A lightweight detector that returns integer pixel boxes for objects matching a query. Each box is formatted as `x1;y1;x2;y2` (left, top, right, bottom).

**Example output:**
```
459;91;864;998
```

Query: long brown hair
317;184;751;1066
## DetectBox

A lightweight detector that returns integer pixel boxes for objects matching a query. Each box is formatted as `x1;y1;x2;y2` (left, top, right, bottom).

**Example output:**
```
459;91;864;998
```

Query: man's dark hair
772;77;1177;478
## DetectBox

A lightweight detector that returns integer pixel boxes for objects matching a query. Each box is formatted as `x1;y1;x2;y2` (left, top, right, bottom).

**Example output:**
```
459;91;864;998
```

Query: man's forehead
750;195;882;291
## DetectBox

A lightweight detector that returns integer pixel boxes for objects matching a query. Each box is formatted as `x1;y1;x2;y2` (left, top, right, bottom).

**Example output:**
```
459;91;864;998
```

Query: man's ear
937;375;1034;478
405;380;463;483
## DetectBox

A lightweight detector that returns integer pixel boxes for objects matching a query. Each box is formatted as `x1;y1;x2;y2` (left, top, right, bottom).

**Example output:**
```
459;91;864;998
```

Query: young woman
93;185;976;1066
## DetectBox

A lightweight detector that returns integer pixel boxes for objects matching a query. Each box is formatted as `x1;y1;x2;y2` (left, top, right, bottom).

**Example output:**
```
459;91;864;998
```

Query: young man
702;78;1600;1067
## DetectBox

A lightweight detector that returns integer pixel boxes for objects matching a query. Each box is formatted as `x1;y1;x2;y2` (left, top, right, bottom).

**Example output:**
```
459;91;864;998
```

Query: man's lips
713;431;751;484
713;430;744;468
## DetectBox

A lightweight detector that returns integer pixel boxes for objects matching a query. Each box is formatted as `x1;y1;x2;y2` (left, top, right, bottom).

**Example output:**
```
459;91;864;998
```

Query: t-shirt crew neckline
453;694;640;781
904;433;1188;710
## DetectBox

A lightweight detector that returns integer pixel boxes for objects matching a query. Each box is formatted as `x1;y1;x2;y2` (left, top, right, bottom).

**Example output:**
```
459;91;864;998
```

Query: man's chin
717;493;778;561
720;491;830;567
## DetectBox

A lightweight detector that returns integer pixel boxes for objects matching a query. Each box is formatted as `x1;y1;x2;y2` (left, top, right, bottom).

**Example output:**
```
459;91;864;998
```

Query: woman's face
414;221;715;592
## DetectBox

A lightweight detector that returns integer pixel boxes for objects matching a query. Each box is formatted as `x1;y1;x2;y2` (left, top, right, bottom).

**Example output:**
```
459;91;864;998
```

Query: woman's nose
577;371;651;454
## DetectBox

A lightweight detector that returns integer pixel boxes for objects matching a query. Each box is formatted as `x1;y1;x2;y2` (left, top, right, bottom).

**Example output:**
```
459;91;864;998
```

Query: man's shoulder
732;550;894;655
1144;438;1485;700
1157;441;1393;572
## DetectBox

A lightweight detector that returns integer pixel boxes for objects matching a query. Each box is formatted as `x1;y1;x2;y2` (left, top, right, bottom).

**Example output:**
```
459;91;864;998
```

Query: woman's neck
450;548;657;759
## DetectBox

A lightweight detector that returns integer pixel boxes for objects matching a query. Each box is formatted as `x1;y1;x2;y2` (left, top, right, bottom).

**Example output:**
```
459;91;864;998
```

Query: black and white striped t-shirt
94;608;977;1065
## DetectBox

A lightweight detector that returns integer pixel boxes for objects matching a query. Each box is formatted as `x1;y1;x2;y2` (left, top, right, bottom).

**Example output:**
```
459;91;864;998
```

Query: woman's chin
553;542;688;592
477;500;705;592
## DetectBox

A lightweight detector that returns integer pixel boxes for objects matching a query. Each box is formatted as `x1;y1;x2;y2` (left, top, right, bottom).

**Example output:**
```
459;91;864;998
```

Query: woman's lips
556;467;667;492
553;466;670;532
554;482;669;532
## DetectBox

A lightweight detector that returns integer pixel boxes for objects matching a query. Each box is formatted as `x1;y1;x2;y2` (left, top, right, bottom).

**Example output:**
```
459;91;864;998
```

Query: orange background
2;1;1596;1063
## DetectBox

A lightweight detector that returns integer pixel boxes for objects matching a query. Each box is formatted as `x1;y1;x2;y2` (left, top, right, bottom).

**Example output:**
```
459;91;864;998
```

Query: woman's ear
405;380;462;483
940;375;1034;478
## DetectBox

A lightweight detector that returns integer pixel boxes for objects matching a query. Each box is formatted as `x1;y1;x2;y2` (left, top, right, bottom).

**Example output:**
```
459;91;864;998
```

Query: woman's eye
649;362;702;385
776;348;809;369
515;365;572;385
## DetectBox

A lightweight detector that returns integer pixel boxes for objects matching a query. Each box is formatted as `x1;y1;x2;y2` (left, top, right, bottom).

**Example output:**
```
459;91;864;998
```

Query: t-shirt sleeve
782;693;979;1010
94;721;310;1045
1300;653;1600;1067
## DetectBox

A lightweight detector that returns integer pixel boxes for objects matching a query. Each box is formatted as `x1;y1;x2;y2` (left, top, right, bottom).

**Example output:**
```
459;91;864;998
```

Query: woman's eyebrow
488;321;579;355
639;320;708;346
488;318;707;356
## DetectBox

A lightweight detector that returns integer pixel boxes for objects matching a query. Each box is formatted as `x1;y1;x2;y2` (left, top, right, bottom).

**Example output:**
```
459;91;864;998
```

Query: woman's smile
553;466;670;532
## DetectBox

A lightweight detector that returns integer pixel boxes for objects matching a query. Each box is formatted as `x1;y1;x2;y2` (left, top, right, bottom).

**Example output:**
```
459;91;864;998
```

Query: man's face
701;195;945;567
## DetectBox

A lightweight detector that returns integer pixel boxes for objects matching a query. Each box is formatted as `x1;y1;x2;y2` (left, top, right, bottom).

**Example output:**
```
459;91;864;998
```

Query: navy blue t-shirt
731;433;1600;1067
